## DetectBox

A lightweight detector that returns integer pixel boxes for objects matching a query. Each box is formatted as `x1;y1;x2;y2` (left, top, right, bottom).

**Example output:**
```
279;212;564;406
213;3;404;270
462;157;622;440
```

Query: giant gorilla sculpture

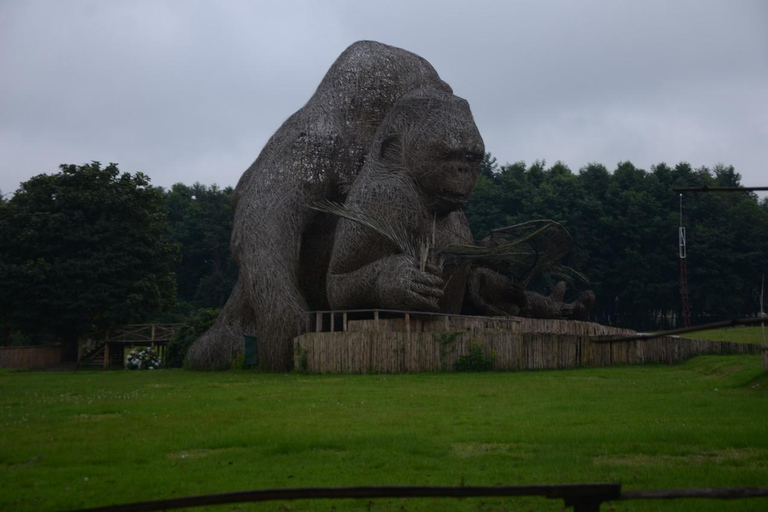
187;41;592;371
187;41;454;370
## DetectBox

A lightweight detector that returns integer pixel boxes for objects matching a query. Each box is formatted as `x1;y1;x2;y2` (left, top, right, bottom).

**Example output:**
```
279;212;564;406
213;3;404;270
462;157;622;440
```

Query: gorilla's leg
186;277;255;369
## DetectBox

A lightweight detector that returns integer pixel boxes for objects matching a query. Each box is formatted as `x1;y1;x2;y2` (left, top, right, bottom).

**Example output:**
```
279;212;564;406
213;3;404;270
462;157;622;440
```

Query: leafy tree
165;307;219;367
164;183;237;309
0;162;177;359
465;154;768;329
479;152;498;179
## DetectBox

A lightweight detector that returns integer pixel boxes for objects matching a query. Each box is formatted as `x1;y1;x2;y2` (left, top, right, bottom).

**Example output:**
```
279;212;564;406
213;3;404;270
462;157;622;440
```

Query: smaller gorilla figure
466;268;595;320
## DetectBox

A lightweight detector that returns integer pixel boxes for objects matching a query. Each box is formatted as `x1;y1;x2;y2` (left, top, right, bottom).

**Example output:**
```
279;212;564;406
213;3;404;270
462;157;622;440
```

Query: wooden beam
674;186;768;192
597;316;768;343
55;483;622;512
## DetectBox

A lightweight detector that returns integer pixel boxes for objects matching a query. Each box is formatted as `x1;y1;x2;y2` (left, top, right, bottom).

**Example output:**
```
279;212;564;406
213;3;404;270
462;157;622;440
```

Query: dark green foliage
166;308;220;367
433;331;462;371
164;183;237;310
465;156;768;330
478;152;498;179
0;162;177;358
455;342;496;372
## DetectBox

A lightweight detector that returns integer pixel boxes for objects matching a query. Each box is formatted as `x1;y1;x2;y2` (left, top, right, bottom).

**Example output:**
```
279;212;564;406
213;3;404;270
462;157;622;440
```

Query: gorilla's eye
445;150;482;163
464;152;481;163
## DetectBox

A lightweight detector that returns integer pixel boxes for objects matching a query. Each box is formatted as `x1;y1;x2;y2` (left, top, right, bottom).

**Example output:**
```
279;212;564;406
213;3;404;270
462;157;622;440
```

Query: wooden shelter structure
78;324;180;368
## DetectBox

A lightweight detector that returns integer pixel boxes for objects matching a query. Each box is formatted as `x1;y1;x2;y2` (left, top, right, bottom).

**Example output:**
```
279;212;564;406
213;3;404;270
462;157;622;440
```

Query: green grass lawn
1;356;767;511
682;326;767;344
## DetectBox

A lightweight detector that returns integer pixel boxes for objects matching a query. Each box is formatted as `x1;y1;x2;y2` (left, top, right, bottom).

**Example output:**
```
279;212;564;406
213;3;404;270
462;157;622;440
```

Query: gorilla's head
375;89;485;214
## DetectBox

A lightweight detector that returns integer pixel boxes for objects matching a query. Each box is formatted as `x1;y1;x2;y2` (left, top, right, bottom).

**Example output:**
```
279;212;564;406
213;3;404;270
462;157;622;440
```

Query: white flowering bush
125;347;162;370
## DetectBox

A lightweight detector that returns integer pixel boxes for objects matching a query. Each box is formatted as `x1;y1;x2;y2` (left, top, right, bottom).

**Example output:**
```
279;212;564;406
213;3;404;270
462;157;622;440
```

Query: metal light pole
679;194;691;328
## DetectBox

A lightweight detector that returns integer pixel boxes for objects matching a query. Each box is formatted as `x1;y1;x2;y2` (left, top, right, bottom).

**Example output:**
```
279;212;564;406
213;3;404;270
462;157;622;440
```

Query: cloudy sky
1;0;766;197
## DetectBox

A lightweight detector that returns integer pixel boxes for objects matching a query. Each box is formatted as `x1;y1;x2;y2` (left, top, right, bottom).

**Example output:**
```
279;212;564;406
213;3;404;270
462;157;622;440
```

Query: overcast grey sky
1;0;766;197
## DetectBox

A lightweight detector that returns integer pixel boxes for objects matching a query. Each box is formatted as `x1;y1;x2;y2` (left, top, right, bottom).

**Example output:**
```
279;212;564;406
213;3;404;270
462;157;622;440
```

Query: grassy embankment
682;326;766;344
1;355;767;511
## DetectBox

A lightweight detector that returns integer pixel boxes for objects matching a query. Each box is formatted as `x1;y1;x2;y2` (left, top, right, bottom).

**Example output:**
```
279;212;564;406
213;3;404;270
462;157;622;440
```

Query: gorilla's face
376;90;485;214
406;99;485;214
417;140;484;214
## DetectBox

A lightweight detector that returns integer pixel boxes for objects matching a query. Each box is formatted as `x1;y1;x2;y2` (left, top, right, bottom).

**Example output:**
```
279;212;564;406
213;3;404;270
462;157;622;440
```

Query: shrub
166;308;219;368
455;342;496;372
125;347;162;370
433;331;462;371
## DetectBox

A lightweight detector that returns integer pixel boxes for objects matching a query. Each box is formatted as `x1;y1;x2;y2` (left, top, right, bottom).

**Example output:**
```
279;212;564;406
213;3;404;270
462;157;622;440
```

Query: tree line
466;155;768;329
2;157;766;356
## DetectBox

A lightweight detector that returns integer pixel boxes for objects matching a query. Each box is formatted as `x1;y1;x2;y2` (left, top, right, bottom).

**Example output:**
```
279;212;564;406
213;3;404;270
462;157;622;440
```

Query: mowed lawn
1;356;767;512
683;326;766;344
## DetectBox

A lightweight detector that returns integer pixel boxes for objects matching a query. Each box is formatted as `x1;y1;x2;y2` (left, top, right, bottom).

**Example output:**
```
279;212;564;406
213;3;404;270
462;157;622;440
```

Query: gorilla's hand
375;255;444;311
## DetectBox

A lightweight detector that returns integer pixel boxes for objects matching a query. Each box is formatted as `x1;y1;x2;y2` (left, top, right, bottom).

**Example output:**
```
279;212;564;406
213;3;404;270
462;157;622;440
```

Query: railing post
330;312;335;332
316;312;322;333
343;312;348;332
569;499;602;512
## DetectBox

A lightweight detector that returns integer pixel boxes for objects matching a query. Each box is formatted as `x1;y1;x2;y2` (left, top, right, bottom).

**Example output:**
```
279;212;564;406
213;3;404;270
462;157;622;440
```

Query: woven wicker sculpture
326;88;595;320
187;41;593;371
187;41;453;370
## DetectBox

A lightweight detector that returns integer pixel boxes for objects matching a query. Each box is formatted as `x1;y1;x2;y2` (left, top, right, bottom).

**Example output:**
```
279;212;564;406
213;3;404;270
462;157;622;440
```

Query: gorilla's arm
327;177;445;312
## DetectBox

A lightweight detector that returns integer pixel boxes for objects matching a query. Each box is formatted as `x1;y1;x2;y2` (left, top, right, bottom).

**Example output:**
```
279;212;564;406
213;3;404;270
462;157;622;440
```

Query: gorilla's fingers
411;282;445;299
406;292;441;312
412;270;444;288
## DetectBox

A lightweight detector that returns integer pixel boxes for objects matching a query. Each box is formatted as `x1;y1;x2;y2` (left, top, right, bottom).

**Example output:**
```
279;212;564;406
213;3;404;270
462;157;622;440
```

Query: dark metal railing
296;308;521;335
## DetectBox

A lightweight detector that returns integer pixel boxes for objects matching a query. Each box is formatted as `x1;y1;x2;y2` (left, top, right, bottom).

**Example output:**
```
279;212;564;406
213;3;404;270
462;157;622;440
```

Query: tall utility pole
673;184;767;329
679;194;691;327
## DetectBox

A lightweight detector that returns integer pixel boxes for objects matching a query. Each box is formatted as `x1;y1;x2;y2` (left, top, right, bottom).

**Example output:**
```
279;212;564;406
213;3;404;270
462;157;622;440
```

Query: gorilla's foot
568;290;596;321
186;320;245;370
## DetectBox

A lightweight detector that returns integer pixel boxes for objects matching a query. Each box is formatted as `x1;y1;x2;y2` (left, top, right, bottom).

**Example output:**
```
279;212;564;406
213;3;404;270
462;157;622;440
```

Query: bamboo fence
294;314;759;373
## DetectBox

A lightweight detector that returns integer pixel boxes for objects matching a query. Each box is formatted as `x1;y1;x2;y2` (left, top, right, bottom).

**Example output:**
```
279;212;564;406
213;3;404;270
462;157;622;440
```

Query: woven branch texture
187;41;594;371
